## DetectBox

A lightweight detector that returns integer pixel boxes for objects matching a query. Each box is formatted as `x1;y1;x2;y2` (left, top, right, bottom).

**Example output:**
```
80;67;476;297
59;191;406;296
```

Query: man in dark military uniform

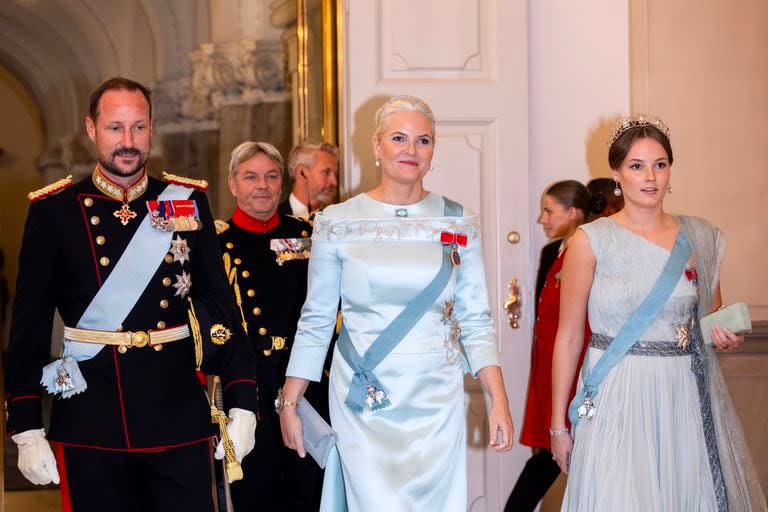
217;141;325;511
5;77;259;512
278;140;339;220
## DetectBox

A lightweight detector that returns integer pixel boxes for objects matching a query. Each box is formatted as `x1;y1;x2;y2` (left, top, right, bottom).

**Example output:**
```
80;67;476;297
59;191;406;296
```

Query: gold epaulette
215;219;230;235
162;172;208;191
27;175;73;201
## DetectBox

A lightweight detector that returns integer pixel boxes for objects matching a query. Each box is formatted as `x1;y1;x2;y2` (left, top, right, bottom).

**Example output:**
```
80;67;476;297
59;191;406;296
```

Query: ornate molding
36;134;94;177
153;38;289;133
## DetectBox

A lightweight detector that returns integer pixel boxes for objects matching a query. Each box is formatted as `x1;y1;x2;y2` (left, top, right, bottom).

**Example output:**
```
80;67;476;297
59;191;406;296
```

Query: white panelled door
340;1;533;509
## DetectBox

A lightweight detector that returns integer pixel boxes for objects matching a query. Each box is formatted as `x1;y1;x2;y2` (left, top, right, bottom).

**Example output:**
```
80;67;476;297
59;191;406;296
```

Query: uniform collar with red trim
232;207;280;233
91;166;148;203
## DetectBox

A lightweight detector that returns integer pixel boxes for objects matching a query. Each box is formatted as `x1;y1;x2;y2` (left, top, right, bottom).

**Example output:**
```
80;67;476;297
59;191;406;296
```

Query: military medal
113;203;138;225
169;236;191;265
172;270;192;298
270;238;312;266
147;199;202;232
440;231;468;267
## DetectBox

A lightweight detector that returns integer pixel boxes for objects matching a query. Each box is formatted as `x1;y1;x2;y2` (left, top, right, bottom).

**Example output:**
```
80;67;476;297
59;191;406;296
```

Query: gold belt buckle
131;331;149;348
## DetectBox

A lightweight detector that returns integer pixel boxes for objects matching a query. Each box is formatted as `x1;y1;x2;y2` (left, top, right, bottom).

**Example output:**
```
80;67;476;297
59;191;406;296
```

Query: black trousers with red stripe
54;441;214;512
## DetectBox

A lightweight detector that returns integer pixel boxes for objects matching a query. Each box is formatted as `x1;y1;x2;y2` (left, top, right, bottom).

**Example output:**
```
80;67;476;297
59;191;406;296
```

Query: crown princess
607;114;670;147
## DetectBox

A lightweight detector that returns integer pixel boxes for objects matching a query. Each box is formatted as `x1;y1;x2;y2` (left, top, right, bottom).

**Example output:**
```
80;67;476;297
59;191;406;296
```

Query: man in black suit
278;141;339;220
218;141;326;510
5;77;258;511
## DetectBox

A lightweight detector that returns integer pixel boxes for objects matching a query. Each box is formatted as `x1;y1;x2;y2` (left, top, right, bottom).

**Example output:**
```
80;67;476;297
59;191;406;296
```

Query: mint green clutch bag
700;302;751;346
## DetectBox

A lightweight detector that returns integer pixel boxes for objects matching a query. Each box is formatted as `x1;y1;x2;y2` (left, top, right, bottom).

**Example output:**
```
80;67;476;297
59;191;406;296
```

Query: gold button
162;277;172;286
263;349;272;356
164;254;173;264
242;270;250;278
157;321;166;329
258;327;267;335
99;256;110;266
90;216;100;225
84;198;93;207
118;345;128;354
234;258;242;265
153;344;163;352
253;307;261;316
226;242;234;249
247;289;255;297
96;236;106;245
301;230;309;237
160;299;169;309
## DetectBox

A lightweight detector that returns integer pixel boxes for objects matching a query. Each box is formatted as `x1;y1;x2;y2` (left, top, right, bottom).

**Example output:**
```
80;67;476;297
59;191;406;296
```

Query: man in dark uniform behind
217;141;326;510
5;77;259;511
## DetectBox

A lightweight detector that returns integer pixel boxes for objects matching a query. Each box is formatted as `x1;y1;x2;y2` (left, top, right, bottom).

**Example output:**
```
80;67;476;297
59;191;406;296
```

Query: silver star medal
173;271;192;298
170;236;191;265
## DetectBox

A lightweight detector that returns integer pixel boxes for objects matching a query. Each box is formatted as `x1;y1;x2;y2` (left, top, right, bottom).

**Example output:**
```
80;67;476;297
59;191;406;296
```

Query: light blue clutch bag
297;397;337;468
700;302;752;346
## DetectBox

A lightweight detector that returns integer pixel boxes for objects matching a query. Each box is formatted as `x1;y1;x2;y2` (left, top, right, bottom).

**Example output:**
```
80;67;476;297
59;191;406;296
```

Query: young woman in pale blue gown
550;115;766;511
278;95;514;512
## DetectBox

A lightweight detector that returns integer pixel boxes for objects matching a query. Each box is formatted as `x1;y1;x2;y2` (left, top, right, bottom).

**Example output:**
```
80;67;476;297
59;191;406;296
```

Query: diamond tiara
607;114;670;147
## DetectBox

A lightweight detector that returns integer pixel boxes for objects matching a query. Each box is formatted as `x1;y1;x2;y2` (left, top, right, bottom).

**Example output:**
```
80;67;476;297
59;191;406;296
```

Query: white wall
528;0;630;258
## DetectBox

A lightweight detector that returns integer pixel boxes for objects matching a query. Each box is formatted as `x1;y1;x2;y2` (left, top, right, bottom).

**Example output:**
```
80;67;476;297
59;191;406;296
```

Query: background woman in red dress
504;180;610;511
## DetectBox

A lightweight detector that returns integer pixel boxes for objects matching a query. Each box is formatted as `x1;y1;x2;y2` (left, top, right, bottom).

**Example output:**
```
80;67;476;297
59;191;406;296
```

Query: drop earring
613;181;622;197
374;157;381;168
667;184;672;194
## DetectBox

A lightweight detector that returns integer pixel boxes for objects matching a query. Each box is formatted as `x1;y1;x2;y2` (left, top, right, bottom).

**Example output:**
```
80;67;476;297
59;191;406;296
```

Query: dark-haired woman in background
504;181;602;511
586;177;624;221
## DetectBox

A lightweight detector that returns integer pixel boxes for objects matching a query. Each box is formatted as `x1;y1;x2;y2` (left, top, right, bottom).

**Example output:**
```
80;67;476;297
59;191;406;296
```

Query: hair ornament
607;114;670;147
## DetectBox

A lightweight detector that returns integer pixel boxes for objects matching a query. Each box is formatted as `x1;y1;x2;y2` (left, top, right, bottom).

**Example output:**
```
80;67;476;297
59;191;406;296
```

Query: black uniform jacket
217;208;327;414
5;170;258;451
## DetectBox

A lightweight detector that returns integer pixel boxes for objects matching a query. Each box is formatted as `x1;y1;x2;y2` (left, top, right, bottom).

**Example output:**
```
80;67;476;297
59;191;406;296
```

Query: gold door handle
504;278;522;328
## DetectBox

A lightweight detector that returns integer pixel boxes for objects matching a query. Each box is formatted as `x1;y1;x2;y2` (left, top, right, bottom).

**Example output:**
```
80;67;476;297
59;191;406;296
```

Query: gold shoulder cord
223;253;248;334
210;376;243;483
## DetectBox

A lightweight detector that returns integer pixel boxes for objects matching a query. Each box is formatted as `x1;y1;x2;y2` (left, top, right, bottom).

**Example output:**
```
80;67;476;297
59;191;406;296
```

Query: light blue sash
336;197;464;412
41;184;194;397
568;232;692;425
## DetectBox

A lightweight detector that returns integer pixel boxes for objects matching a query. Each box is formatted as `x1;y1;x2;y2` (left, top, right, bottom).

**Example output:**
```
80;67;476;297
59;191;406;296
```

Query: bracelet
549;427;569;437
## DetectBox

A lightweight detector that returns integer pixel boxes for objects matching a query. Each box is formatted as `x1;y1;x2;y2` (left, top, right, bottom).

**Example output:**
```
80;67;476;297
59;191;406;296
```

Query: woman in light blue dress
550;115;766;511
278;95;514;511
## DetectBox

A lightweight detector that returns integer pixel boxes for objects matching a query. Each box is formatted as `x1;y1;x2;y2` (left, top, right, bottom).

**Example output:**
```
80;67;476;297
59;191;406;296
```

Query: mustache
112;147;142;158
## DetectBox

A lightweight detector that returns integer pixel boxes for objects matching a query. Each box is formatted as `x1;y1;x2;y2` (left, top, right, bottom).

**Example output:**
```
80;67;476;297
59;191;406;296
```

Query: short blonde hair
287;141;339;179
373;95;436;142
228;141;284;177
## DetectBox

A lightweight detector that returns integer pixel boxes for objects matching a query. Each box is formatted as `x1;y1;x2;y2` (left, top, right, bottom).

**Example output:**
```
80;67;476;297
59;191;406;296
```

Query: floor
4;490;61;512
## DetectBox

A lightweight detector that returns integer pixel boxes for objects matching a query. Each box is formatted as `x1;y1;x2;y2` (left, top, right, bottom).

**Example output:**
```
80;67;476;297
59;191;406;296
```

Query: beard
313;186;336;206
97;146;149;178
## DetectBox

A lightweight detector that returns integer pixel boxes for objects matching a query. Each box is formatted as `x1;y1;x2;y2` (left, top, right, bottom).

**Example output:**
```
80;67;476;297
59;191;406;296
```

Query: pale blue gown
286;192;500;512
563;218;719;511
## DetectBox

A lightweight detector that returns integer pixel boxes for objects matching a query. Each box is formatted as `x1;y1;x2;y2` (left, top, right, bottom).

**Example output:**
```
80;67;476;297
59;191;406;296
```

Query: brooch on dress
440;231;467;267
442;298;463;365
364;384;387;408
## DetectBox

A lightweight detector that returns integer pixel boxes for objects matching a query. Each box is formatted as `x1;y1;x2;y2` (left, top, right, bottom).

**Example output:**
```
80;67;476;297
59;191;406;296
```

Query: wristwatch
274;387;299;413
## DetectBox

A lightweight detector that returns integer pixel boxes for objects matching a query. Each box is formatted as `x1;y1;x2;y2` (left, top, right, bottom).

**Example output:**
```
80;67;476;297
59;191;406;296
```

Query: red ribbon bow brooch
440;231;467;267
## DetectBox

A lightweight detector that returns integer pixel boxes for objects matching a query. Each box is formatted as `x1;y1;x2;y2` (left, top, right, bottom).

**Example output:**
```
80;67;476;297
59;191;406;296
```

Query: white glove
12;428;60;485
214;408;256;463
